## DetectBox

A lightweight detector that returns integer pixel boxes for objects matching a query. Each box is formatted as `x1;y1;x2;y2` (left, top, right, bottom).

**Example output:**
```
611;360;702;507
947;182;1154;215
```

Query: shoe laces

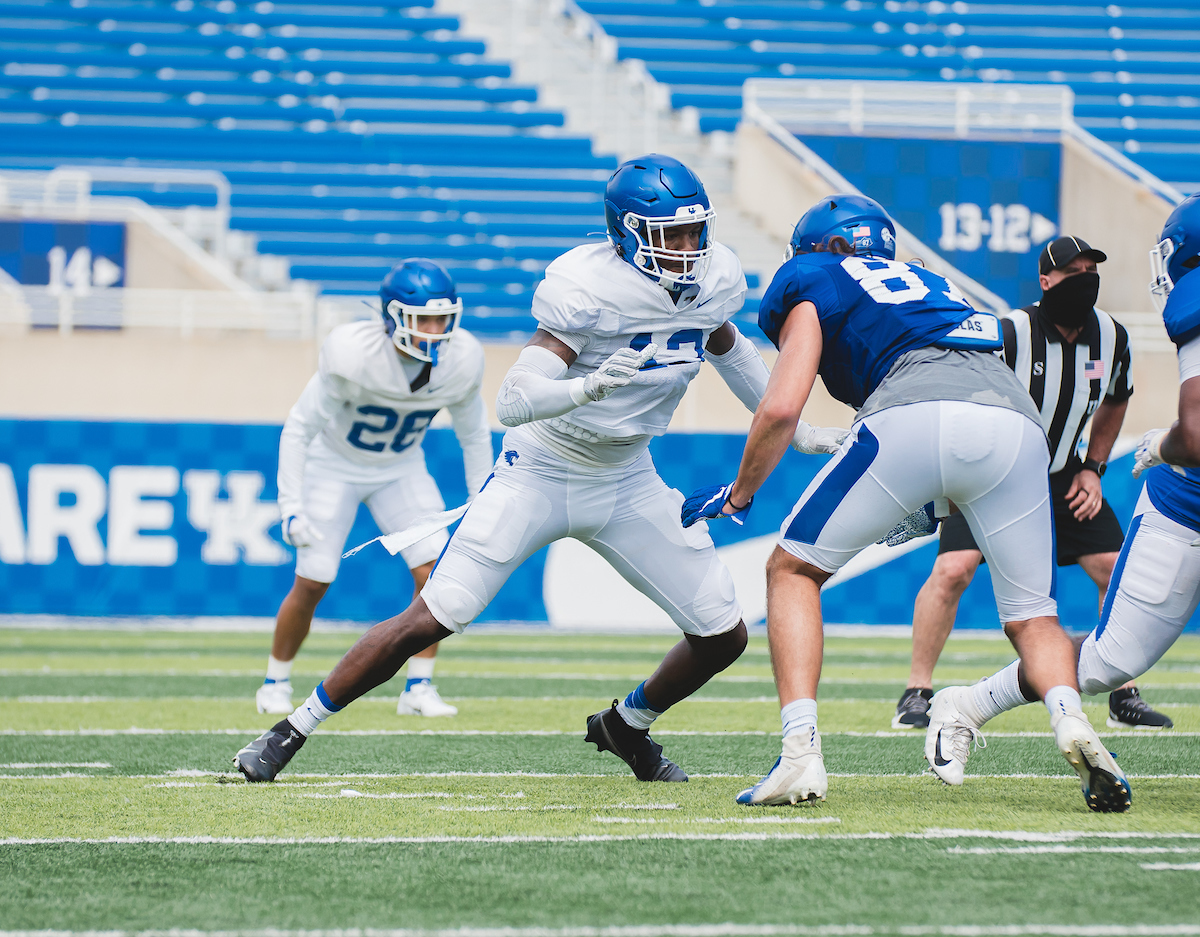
944;722;987;764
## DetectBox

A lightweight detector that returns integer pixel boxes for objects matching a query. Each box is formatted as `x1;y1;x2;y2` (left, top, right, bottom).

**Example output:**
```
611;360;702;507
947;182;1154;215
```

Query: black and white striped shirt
1001;304;1133;475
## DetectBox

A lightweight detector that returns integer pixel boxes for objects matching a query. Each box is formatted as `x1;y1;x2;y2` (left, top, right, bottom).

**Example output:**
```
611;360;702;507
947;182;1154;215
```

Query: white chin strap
1149;237;1175;313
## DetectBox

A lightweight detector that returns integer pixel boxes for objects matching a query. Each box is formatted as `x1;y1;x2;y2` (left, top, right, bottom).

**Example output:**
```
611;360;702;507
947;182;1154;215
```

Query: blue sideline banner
0;418;1188;632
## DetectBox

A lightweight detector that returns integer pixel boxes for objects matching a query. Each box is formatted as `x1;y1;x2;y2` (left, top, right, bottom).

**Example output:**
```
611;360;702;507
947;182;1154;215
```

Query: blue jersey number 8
348;407;439;453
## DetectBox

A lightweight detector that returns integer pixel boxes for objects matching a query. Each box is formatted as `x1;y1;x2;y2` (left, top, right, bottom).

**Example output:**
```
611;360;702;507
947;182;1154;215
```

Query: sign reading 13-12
938;202;1058;254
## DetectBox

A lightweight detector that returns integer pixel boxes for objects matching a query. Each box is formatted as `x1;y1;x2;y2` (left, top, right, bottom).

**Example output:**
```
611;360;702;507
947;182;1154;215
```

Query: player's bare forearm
1085;399;1126;464
728;302;822;507
1160;377;1200;467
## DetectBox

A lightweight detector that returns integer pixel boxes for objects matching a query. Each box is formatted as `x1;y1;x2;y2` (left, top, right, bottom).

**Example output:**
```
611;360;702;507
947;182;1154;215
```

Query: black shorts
937;466;1126;566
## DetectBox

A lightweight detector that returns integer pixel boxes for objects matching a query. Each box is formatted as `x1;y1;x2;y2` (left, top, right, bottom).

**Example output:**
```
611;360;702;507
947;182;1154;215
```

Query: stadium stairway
0;0;631;335
567;0;1200;195
439;0;788;319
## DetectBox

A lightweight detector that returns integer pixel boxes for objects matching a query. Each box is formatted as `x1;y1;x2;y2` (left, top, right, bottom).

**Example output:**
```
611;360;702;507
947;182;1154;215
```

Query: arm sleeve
277;372;351;518
1105;325;1134;402
706;325;771;412
495;344;591;427
446;388;494;496
1179;334;1200;383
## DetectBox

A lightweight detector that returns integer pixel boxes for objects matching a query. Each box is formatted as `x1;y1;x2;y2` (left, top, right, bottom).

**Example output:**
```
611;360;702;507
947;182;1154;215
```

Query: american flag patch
1084;359;1105;380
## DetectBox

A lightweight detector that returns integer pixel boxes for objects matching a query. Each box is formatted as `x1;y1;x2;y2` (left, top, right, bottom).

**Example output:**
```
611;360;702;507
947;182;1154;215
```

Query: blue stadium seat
574;0;1200;188
0;0;620;330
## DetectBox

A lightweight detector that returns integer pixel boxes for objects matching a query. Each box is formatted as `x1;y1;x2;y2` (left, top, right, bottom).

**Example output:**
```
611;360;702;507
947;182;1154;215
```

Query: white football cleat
924;686;986;786
1050;706;1132;813
736;729;828;805
397;681;458;717
255;680;294;715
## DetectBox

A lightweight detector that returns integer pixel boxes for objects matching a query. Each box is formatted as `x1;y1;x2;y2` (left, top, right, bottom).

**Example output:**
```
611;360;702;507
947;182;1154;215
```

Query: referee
893;236;1173;731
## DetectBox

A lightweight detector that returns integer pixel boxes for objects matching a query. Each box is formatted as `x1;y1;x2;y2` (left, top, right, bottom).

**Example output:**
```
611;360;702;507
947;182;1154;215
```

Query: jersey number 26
347;407;439;453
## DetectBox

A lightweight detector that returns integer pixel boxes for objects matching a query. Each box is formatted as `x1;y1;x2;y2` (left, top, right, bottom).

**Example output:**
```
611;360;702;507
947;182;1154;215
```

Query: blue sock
405;677;431;691
616;681;665;730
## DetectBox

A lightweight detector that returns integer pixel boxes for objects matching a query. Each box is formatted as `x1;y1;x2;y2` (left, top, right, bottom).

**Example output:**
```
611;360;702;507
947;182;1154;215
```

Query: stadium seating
0;0;616;332
574;0;1200;190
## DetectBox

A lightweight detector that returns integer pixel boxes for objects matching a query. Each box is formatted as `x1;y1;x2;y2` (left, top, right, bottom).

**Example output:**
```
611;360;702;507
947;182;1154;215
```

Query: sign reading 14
938;202;1058;254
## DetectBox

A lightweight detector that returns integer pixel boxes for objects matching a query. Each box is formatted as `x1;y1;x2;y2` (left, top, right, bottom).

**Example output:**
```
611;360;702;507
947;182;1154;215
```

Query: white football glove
791;420;850;455
581;343;658;402
1132;429;1170;478
281;514;324;549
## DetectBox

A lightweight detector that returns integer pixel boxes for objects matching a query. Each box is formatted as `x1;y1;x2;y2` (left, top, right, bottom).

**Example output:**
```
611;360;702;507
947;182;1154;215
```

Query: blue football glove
877;501;940;547
681;483;752;528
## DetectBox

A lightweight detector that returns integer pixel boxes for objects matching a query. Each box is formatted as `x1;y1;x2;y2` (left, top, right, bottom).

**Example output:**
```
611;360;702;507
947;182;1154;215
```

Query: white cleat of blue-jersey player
233;154;849;784
932;192;1200;807
682;194;1127;811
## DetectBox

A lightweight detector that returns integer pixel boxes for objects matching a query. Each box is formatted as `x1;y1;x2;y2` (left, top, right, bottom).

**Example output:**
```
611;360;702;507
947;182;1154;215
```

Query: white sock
287;682;341;736
615;682;664;730
781;698;818;740
963;660;1029;725
1044;685;1083;719
407;655;435;681
265;655;292;683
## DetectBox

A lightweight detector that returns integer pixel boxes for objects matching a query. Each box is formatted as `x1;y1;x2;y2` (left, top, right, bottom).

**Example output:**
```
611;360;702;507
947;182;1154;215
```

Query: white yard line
0;762;111;768
3;728;1197;739
0;925;1199;937
950;846;1200;855
1142;862;1200;871
4;830;1198;847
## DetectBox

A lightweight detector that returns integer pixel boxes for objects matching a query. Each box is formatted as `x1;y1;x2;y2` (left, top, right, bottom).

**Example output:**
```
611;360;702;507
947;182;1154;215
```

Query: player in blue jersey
927;192;1200;778
681;194;1129;812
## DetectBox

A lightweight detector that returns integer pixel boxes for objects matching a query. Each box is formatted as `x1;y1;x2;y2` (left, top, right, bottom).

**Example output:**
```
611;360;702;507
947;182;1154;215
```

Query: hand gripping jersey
758;252;1000;410
532;241;747;438
1146;273;1200;531
277;319;490;518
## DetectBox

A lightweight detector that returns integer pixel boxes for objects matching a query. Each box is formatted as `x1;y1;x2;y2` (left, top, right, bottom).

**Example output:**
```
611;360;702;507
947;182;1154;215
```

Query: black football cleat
585;700;687;782
892;687;933;729
1107;687;1174;729
233;718;306;782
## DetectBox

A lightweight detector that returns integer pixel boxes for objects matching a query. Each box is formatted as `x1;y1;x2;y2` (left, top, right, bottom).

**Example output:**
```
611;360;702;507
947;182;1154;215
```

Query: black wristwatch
1082;457;1107;477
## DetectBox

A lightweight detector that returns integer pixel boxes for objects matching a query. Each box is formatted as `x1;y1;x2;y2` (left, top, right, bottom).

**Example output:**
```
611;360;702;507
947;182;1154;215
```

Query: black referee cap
1039;236;1108;275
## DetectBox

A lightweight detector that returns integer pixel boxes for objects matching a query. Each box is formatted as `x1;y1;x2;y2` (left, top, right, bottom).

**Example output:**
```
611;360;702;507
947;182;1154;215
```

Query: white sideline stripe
1142;862;1200;871
5;830;1198;847
0;762;111;768
4;728;1199;739
950;846;1200;855
0;927;1199;937
5;772;1200;782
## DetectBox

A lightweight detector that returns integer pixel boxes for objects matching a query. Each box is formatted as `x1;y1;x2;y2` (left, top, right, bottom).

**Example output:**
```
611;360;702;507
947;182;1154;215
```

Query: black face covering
1039;270;1100;331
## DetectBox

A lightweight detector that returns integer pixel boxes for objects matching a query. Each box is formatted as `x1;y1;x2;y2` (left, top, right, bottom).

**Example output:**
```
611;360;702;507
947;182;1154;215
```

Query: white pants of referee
1078;487;1200;695
779;399;1058;624
421;424;742;636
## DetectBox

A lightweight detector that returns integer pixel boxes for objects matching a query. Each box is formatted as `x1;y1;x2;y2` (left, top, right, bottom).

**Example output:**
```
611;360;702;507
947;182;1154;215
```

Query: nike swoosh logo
934;736;952;767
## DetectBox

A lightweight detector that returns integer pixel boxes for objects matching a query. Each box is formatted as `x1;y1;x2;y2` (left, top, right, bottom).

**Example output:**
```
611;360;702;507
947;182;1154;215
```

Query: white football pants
779;399;1058;624
295;460;448;583
1078;487;1200;695
421;424;742;636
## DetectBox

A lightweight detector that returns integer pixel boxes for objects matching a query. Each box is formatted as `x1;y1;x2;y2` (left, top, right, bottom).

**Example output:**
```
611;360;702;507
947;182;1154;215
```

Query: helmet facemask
383;296;462;365
620;204;716;288
1149;236;1177;313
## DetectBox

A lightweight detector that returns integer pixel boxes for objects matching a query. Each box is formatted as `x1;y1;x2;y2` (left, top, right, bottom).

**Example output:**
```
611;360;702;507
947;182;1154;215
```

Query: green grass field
2;625;1199;936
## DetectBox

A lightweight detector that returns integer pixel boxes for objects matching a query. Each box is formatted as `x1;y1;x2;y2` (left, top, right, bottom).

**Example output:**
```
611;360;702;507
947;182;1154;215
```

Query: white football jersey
532;241;747;438
277;319;490;517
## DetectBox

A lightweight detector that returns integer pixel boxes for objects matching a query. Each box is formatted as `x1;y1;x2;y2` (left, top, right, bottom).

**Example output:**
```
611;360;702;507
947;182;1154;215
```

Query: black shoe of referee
1107;687;1173;729
892;687;933;729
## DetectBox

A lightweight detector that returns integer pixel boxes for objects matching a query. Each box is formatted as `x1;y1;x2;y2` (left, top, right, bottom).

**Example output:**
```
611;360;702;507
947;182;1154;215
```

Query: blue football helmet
787;194;896;261
604;154;716;288
379;258;462;364
1150;192;1200;312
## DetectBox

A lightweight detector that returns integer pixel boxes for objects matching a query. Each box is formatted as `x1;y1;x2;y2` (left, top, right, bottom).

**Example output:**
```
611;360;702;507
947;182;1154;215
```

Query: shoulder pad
531;244;609;334
1164;273;1200;347
319;320;385;385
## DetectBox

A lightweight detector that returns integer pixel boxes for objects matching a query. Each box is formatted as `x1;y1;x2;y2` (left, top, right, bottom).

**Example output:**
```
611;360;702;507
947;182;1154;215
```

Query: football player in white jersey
234;154;847;783
254;259;493;719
